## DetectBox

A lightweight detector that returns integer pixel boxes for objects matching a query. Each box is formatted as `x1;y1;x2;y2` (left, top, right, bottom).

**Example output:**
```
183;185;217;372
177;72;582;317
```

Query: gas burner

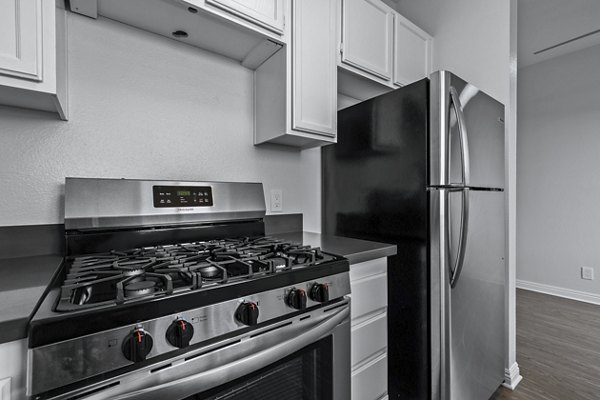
115;273;174;304
198;265;221;279
269;257;289;271
125;280;156;297
56;238;337;311
115;265;147;276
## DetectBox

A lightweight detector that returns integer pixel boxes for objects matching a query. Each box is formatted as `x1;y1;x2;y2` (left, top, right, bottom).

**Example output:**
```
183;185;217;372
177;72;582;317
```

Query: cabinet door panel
292;0;336;137
350;272;387;321
206;0;284;33
0;0;42;81
351;353;388;400
394;16;431;86
351;311;387;368
341;0;393;81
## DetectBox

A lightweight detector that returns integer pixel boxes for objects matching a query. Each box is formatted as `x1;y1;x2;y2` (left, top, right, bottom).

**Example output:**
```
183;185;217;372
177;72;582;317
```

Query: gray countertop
276;231;396;264
0;255;63;344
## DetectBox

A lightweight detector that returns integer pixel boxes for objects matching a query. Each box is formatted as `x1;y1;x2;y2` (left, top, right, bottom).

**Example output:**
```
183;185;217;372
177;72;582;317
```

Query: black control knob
310;283;329;303
122;328;153;362
166;319;194;348
287;288;308;310
235;301;259;326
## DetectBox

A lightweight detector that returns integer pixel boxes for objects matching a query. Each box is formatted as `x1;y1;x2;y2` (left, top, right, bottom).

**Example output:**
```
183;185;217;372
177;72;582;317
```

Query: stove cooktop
57;237;338;312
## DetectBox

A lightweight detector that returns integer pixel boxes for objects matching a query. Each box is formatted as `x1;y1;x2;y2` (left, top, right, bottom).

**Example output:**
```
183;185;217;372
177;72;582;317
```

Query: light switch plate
270;189;283;212
0;377;11;400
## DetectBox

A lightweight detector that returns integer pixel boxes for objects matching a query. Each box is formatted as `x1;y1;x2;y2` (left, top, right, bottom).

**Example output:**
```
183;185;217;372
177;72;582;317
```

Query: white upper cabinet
394;13;431;86
340;0;394;82
291;0;336;137
337;0;432;99
0;0;68;119
70;0;286;69
0;0;43;81
205;0;284;34
255;0;337;148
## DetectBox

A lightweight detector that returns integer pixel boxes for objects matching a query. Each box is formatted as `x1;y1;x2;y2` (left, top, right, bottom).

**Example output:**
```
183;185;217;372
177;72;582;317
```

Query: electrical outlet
581;266;594;280
270;189;283;212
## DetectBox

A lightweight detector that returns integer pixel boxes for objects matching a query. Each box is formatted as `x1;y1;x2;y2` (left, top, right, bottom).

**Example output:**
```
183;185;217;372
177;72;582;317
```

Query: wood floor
490;289;600;400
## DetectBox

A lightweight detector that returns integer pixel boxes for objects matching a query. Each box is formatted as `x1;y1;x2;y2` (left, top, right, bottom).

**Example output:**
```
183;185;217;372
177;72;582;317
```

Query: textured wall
0;13;321;231
395;0;510;104
517;44;600;296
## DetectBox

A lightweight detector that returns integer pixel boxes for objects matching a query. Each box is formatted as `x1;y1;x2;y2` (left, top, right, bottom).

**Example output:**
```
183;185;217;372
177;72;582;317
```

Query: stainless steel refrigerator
323;70;506;400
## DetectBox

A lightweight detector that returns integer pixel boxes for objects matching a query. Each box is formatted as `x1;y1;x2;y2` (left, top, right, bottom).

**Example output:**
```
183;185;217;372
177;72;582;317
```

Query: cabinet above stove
68;0;285;69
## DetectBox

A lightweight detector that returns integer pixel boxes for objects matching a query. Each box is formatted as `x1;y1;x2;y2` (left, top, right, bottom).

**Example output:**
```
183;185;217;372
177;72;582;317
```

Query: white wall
0;13;321;232
517;44;600;300
394;0;510;104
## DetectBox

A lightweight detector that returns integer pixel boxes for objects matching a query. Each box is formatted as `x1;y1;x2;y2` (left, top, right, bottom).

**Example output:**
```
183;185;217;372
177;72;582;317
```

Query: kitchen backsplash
0;13;320;232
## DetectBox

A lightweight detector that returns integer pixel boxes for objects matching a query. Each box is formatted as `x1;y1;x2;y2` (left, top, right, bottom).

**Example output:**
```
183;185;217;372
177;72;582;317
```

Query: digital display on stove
153;185;213;208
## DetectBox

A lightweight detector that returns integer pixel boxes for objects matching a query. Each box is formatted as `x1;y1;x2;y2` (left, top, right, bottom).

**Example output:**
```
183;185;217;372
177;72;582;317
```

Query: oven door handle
90;305;349;400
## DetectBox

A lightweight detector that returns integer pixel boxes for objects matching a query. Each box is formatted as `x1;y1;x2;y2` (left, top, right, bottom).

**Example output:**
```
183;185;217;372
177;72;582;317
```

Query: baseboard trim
502;362;522;390
517;279;600;306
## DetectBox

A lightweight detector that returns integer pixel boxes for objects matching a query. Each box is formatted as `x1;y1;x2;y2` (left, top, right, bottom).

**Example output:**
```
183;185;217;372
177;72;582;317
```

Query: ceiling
518;0;600;67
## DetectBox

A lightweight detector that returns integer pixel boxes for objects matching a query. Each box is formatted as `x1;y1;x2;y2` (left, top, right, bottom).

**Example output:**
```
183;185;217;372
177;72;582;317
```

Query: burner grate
56;237;336;312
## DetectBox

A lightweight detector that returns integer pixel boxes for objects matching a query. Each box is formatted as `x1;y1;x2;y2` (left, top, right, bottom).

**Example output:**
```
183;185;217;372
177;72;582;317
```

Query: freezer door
429;71;505;189
431;189;506;400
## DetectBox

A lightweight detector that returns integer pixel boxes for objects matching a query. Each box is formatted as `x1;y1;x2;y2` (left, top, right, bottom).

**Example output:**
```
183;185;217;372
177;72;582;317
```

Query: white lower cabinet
352;353;388;400
0;0;68;119
350;257;388;400
0;339;27;400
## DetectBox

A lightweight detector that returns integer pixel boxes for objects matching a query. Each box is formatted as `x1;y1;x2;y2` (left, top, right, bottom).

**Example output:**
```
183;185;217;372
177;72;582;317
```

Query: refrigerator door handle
449;188;470;288
449;87;471;186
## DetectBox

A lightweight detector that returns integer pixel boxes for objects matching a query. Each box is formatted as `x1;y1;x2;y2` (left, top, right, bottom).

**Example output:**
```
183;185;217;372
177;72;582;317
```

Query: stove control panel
29;272;351;397
122;328;153;362
235;301;260;326
153;185;213;208
287;288;307;310
166;319;194;348
310;283;330;303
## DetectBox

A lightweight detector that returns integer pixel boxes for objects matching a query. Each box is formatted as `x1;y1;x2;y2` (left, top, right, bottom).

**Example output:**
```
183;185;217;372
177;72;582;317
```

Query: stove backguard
64;178;266;232
63;178;269;256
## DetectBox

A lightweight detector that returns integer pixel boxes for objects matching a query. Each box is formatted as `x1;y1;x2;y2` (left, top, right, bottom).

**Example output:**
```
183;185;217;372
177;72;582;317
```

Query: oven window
184;336;333;400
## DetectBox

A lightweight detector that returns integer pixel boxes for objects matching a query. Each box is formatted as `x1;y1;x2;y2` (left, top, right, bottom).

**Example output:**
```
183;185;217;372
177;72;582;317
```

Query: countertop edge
0;255;63;345
343;245;397;264
276;231;397;264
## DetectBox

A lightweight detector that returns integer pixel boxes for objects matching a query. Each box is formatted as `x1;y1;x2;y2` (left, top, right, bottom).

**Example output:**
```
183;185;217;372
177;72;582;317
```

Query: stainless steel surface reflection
40;300;351;400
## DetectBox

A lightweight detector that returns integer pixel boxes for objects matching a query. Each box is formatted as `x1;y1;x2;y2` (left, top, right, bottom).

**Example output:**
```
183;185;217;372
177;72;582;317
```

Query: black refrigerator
323;71;506;400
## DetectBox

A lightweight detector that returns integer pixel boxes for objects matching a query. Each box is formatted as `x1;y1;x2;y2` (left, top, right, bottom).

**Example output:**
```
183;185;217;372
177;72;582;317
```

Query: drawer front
351;311;387;368
351;273;387;321
350;257;387;282
351;353;388;400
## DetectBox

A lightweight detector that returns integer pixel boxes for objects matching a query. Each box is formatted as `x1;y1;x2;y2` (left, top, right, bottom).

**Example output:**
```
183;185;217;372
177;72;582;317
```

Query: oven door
53;301;350;400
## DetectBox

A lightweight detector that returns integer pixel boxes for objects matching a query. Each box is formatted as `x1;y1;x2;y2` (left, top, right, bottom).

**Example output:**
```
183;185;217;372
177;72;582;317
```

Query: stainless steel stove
28;178;350;400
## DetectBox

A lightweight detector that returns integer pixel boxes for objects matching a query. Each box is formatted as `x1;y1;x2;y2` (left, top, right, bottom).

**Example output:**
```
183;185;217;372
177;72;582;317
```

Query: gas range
28;179;351;400
58;237;337;312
